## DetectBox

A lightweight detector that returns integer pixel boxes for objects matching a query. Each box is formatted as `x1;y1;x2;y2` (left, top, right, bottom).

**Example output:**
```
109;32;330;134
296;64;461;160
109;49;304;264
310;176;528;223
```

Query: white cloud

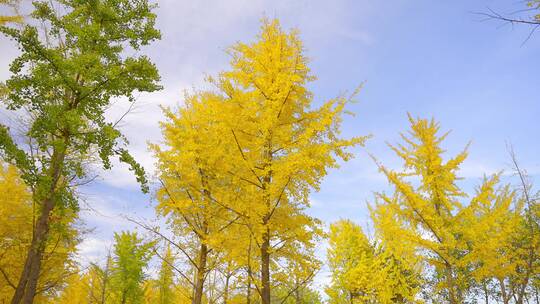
76;237;112;266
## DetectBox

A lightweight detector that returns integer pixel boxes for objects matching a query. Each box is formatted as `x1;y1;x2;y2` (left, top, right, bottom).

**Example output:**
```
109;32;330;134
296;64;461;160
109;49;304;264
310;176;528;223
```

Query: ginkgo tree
206;19;367;304
0;162;80;303
370;114;527;303
0;0;161;303
152;18;365;304
326;219;419;304
152;91;242;304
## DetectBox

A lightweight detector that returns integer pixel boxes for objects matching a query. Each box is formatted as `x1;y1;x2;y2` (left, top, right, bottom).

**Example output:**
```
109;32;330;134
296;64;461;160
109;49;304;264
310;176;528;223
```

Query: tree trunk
223;273;230;304
445;263;459;304
482;281;489;304
294;278;301;304
12;197;55;304
260;227;271;304
499;279;510;304
246;264;252;304
192;242;208;304
11;147;66;304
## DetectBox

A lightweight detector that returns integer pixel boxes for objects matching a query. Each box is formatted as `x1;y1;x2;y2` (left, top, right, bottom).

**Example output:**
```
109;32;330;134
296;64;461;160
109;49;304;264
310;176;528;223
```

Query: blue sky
1;0;539;291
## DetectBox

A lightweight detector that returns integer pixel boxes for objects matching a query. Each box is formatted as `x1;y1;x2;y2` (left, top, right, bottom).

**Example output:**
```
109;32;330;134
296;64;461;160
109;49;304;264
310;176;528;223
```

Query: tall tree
0;1;161;302
208;19;366;304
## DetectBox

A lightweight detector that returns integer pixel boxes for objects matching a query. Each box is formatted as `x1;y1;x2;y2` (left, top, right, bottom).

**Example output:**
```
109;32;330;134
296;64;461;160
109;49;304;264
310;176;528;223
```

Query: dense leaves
0;2;538;303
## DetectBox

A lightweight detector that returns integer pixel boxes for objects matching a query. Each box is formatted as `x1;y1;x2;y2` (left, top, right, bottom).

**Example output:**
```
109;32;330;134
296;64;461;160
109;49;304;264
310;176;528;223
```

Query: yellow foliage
326;220;419;303
0;163;79;303
371;115;528;303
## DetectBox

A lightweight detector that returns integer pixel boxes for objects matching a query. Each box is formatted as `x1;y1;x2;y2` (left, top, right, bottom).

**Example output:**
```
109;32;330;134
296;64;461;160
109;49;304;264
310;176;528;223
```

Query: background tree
326;219;419;303
55;272;90;304
152;91;239;304
460;175;524;304
370;115;530;303
506;150;540;304
87;255;114;304
0;162;80;303
156;245;176;304
0;0;161;302
110;231;154;304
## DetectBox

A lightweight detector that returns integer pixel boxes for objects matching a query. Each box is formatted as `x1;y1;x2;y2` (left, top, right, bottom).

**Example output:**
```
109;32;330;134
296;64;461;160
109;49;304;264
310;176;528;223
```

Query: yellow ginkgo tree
370;114;527;303
0;163;79;303
154;18;366;304
152;91;243;304
209;19;366;304
326;219;419;304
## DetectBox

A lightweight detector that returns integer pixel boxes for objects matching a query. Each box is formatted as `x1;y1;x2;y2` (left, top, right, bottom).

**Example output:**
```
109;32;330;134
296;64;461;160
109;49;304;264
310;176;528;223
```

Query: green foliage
111;231;154;304
0;0;161;198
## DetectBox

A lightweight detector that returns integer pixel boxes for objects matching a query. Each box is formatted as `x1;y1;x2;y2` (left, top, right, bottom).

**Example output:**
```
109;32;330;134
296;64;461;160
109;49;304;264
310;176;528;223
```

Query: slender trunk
100;255;111;304
246;265;252;304
260;226;271;304
192;242;208;304
516;251;534;304
499;278;510;304
12;146;66;304
246;237;253;304
482;281;489;304
223;273;230;304
260;141;272;304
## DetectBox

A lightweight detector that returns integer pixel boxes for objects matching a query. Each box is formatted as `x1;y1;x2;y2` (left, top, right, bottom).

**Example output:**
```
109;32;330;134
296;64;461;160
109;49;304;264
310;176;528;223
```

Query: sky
1;0;539;293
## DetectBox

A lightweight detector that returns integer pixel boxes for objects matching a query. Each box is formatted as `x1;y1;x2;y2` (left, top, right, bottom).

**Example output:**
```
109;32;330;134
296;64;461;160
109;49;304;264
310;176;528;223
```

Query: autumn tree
55;272;90;304
370;115;532;303
204;19;366;304
155;245;176;304
326;219;419;303
0;0;161;302
456;174;526;304
87;255;114;304
0;162;80;303
152;91;240;304
502;151;540;304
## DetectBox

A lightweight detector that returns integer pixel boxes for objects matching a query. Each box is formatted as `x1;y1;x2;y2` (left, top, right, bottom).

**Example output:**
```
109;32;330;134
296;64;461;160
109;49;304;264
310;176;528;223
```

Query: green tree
111;231;154;304
0;1;161;303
